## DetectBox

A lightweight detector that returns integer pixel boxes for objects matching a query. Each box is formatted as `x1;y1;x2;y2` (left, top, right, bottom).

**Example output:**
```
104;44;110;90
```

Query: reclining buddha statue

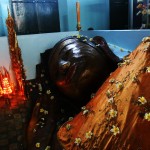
27;35;120;150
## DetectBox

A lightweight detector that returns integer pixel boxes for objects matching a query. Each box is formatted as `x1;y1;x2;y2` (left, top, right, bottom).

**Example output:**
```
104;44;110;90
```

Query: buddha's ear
93;36;121;64
93;36;107;46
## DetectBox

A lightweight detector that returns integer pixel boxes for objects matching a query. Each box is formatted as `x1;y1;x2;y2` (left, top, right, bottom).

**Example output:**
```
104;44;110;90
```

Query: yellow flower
44;110;48;115
81;106;86;110
110;125;120;136
74;138;81;146
108;97;114;104
40;108;44;113
89;38;93;41
91;93;95;99
116;82;123;90
66;124;71;130
83;109;89;115
144;112;150;121
146;67;150;73
35;142;40;148
36;103;40;106
77;34;81;38
138;96;147;105
106;90;113;98
83;39;87;42
109;109;117;118
85;131;93;139
50;96;54;100
109;78;115;84
45;146;51;150
46;90;51;94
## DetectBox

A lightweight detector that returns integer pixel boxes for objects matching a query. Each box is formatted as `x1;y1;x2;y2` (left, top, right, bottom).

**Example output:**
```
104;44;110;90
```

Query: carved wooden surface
58;37;150;150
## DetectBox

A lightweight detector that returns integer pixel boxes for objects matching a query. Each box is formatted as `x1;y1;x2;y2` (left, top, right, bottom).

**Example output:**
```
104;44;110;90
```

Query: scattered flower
81;106;86;110
41;118;45;121
96;44;100;47
109;109;118;118
116;82;124;91
46;90;51;94
146;67;150;73
132;76;139;83
117;62;123;67
85;131;93;139
106;90;113;98
35;142;40;148
66;124;71;130
81;106;89;115
91;93;95;99
41;74;44;77
68;117;73;121
142;37;150;43
36;103;40;106
45;146;51;150
44;110;48;115
110;125;120;136
33;129;36;133
109;78;115;84
138;96;147;105
40;108;44;113
38;84;42;91
77;34;81;38
89;38;93;41
74;138;81;146
108;97;114;104
144;112;150;121
50;96;54;100
83;39;87;42
124;59;131;65
83;109;89;115
32;85;36;87
29;82;32;85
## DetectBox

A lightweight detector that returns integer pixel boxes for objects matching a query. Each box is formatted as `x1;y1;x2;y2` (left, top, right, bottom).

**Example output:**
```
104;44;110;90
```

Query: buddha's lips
65;63;77;84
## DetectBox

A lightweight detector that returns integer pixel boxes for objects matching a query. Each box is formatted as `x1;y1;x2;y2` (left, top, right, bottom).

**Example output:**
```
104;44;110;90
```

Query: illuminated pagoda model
6;8;26;97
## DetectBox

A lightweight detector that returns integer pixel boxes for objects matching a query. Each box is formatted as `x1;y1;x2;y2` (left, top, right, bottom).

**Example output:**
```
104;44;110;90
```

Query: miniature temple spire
6;7;26;98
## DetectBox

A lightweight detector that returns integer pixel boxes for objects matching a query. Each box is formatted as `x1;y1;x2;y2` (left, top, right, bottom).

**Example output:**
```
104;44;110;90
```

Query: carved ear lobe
93;36;121;64
93;36;107;46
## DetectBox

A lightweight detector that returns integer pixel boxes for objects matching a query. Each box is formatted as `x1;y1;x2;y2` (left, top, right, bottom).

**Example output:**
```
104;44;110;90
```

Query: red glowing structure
0;66;12;96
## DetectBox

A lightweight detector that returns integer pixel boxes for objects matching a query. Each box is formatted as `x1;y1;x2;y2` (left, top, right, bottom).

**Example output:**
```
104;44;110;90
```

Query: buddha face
48;37;113;100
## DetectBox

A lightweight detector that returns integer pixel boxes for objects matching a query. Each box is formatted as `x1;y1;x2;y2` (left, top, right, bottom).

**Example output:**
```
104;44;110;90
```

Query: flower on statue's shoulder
109;109;118;118
144;112;150;121
85;131;93;139
74;137;81;146
66;124;71;131
110;125;120;136
138;96;147;105
146;67;150;73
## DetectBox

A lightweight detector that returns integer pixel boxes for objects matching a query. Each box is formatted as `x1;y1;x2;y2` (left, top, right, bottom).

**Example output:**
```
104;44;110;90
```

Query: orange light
2;77;12;95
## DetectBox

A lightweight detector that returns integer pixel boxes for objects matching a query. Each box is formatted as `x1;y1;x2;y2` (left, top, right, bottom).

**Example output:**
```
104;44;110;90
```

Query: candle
76;1;80;25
